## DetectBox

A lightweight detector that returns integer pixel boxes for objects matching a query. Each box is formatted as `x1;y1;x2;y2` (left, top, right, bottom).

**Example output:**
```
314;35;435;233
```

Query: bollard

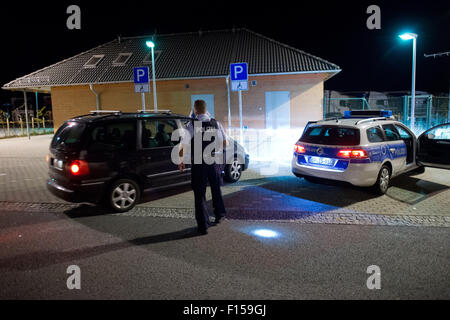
6;118;10;136
43;118;46;131
20;118;23;136
32;117;35;130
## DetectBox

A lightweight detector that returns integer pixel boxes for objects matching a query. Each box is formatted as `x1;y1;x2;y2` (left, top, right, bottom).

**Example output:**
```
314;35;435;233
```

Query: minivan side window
141;119;177;149
382;124;401;141
367;126;385;143
87;121;136;151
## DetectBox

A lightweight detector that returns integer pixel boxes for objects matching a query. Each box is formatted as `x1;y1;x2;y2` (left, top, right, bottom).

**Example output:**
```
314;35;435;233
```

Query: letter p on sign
134;67;149;84
137;69;145;82
234;66;243;79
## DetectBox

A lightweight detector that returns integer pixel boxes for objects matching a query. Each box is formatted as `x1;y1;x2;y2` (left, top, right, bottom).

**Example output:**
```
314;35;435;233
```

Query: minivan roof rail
90;110;122;115
137;109;172;114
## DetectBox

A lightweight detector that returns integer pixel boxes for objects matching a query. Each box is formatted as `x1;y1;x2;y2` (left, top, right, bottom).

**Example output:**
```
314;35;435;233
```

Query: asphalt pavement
0;135;449;300
0;135;449;218
0;208;448;299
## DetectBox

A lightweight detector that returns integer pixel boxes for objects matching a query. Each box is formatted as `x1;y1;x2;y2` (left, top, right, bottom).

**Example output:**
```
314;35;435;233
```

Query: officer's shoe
198;228;208;235
214;216;225;224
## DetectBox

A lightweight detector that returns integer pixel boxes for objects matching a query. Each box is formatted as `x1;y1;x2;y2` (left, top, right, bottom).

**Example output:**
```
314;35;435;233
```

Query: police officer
178;100;227;235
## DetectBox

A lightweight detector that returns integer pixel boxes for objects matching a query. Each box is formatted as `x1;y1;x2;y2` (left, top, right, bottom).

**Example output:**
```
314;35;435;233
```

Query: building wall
51;73;330;130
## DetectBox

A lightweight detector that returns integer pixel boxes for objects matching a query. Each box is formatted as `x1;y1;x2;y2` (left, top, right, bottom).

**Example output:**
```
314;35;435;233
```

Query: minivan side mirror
427;133;435;140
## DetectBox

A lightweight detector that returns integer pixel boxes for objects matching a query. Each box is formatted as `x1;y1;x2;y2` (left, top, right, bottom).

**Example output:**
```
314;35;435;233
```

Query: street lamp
399;32;418;132
146;40;158;111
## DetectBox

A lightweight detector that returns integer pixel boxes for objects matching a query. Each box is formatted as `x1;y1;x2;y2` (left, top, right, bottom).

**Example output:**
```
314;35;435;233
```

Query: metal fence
324;95;450;135
0;118;54;138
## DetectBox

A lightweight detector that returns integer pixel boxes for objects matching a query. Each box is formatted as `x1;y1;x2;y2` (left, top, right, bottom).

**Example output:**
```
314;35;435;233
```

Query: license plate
309;156;334;166
54;159;64;170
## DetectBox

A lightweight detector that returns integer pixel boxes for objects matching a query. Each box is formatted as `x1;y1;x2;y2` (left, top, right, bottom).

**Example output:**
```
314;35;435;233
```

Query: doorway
265;91;290;129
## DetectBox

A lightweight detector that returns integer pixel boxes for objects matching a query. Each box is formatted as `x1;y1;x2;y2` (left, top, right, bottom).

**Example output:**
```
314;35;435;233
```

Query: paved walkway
0;135;449;224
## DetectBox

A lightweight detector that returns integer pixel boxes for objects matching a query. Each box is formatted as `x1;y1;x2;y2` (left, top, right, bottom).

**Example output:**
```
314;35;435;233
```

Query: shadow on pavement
138;183;192;204
387;174;449;204
0;226;200;271
218;175;377;216
64;204;114;218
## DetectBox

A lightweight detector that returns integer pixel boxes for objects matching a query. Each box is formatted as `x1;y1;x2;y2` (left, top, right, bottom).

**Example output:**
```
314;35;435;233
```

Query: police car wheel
107;179;141;213
374;165;391;195
224;159;242;182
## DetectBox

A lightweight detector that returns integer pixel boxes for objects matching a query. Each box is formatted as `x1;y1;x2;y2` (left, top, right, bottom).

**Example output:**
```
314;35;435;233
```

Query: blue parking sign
230;63;248;81
134;67;149;84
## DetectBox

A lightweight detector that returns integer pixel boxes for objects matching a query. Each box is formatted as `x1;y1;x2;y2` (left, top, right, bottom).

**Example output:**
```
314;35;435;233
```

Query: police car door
381;124;407;174
417;123;450;170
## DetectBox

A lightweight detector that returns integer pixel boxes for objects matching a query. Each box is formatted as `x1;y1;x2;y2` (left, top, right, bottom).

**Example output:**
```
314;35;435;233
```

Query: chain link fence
324;95;450;135
0;118;54;138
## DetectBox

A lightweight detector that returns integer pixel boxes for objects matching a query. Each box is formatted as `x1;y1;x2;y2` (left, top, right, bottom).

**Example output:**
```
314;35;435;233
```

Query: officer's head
193;100;207;115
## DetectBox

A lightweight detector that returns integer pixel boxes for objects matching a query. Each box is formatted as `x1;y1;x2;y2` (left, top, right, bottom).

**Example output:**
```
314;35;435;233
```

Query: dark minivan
47;110;249;212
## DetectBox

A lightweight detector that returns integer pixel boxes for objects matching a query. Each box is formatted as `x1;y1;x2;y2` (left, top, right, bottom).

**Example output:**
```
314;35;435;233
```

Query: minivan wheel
373;165;391;195
224;158;242;182
107;179;141;213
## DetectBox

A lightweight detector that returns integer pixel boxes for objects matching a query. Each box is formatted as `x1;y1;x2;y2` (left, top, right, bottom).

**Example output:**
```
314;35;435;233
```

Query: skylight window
112;53;133;66
143;50;162;64
83;55;105;68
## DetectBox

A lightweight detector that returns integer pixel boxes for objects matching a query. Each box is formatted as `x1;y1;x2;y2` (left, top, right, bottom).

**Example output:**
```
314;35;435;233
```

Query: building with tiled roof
3;28;341;130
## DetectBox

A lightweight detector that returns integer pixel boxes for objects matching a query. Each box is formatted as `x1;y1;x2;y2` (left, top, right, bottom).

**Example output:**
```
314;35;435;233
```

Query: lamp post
146;40;158;112
399;32;418;132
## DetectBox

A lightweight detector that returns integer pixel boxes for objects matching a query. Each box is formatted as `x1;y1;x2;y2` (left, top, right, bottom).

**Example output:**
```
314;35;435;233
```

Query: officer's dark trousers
191;164;226;231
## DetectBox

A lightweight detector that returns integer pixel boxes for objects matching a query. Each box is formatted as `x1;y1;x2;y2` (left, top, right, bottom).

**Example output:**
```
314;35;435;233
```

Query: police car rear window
300;126;360;146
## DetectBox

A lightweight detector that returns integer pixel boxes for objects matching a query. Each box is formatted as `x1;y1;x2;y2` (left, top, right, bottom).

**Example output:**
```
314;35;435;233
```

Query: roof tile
3;29;340;89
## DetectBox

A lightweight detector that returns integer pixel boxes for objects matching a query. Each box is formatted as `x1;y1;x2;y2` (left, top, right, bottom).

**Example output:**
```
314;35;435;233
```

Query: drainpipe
89;84;100;111
226;76;231;135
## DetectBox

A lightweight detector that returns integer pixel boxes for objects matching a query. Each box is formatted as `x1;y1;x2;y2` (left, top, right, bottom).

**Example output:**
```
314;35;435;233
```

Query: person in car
155;123;172;147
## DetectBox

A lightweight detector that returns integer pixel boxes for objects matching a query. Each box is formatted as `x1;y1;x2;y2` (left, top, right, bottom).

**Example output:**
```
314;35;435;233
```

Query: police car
292;110;450;194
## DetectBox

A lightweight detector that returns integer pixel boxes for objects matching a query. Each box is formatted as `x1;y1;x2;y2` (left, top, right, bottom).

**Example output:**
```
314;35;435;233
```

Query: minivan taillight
68;160;89;176
294;144;305;154
337;149;368;159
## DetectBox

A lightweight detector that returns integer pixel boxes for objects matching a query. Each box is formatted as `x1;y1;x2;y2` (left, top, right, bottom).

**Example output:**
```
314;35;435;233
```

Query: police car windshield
51;122;86;149
300;125;360;146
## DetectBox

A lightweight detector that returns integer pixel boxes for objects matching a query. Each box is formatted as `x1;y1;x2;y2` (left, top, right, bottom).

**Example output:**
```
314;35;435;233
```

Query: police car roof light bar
344;110;393;119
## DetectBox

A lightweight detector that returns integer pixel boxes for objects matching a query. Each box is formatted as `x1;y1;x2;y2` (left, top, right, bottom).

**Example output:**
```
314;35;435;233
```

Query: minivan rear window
51;122;86;149
300;126;360;146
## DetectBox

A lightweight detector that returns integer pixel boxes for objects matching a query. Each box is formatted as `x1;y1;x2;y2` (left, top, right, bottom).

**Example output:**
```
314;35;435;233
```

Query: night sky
1;0;449;105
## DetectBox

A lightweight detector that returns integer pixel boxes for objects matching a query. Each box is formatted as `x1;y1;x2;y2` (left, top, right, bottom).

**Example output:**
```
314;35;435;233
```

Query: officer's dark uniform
190;117;226;233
